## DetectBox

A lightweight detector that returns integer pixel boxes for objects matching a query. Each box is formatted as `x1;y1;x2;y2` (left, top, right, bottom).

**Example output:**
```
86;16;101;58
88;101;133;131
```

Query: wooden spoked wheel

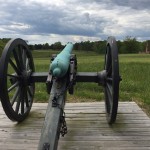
104;36;120;124
0;38;35;122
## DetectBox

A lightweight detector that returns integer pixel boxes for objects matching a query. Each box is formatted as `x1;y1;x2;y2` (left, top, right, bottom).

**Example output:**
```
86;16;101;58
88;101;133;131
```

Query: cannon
50;42;73;77
0;36;121;150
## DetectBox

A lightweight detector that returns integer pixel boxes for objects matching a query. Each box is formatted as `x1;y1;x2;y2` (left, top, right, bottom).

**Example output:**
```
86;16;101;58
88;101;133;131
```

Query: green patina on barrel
50;42;73;77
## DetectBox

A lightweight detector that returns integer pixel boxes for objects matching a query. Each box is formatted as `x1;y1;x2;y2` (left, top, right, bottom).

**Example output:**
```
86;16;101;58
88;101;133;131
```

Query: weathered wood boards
0;102;150;150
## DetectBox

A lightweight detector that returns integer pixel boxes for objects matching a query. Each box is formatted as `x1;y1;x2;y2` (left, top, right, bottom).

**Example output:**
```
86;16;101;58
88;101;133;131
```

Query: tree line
73;36;149;54
0;36;149;55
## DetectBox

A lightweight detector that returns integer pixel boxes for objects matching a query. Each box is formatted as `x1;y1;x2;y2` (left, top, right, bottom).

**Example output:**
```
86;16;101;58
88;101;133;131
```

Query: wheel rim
0;38;35;122
104;36;120;124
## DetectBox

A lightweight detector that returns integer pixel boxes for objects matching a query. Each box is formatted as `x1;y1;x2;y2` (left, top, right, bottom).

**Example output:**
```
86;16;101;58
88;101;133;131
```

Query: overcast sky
0;0;150;44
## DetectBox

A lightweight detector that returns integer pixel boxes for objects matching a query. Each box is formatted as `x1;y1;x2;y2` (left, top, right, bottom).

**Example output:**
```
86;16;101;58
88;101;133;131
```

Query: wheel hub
97;70;107;86
21;70;31;86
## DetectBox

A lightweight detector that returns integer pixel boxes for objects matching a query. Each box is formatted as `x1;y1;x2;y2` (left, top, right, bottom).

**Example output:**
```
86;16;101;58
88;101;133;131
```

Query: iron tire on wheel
0;38;35;122
104;36;120;124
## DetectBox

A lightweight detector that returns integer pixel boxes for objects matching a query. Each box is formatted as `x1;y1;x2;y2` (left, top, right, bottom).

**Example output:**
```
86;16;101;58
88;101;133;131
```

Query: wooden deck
0;102;150;150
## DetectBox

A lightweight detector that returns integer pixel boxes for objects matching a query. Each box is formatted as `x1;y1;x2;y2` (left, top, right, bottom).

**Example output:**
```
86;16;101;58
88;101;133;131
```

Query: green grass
32;50;150;114
119;54;150;114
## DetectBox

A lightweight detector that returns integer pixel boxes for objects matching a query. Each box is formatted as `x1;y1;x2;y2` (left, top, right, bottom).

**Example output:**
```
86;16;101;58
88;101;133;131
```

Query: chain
51;94;68;137
52;96;68;137
60;111;67;137
42;143;50;150
51;81;72;137
52;94;59;107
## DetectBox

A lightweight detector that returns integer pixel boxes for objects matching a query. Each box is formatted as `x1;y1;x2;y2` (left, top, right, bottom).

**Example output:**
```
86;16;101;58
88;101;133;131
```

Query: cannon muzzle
50;42;73;77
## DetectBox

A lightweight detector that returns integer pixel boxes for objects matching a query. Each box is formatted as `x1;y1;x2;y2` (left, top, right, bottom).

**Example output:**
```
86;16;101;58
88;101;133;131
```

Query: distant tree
121;36;140;53
1;38;10;43
117;40;123;54
34;44;43;50
43;43;50;49
92;41;106;54
78;41;84;51
0;41;5;55
82;41;93;51
28;44;34;50
74;42;80;50
53;42;63;50
0;38;10;55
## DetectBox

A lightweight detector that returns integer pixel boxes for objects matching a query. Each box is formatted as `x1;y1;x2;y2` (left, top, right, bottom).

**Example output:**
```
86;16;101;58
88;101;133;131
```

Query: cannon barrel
50;42;73;77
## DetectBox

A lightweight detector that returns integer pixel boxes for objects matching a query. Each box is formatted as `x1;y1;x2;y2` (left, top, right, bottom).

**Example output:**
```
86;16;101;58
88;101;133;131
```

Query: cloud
0;0;150;44
111;0;150;10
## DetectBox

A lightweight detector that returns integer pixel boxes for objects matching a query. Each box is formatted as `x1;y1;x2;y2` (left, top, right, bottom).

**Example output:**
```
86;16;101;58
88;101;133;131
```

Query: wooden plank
0;102;150;150
58;141;150;149
28;107;144;114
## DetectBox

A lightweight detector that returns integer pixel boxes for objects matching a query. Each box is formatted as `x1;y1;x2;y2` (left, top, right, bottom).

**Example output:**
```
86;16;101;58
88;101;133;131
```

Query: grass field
32;50;150;114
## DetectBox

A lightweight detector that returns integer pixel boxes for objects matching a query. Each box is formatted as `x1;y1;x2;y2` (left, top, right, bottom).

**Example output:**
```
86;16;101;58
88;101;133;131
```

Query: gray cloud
111;0;150;10
0;0;150;44
93;0;150;10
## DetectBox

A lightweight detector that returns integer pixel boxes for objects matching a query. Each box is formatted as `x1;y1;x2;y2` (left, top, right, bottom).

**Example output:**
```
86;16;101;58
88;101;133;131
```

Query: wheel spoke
18;45;24;69
21;98;24;115
27;86;33;97
107;66;112;75
7;73;19;78
105;52;108;70
106;83;113;108
9;59;20;75
106;82;113;96
22;49;27;69
13;49;22;71
106;77;113;82
21;87;26;115
15;88;22;114
105;49;111;72
26;58;30;71
11;87;20;106
24;87;29;108
8;81;19;92
107;51;112;74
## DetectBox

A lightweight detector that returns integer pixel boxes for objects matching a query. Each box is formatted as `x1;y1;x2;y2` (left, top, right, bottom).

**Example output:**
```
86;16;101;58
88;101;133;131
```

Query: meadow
32;50;150;114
